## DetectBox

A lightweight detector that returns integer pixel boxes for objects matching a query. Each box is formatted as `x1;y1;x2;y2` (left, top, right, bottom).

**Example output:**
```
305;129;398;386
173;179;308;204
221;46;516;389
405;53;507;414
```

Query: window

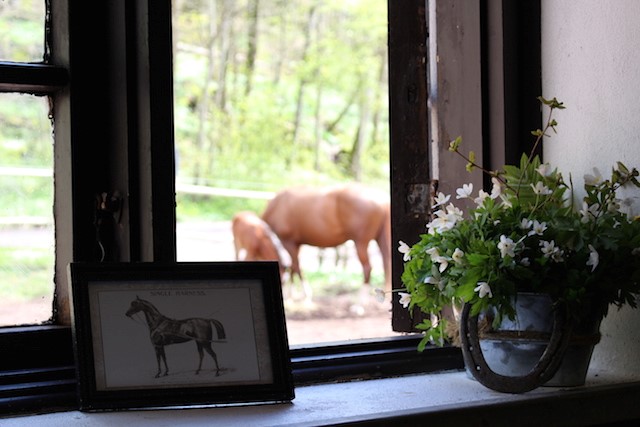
0;0;542;416
172;0;401;346
0;2;55;326
391;0;542;333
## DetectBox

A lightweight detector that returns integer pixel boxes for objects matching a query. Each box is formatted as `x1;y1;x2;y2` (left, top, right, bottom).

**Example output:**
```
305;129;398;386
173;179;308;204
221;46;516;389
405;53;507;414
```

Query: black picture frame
68;261;295;411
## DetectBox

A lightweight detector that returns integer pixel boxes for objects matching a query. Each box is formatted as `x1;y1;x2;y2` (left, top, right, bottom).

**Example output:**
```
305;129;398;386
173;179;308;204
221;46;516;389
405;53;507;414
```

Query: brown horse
231;211;290;279
261;184;391;292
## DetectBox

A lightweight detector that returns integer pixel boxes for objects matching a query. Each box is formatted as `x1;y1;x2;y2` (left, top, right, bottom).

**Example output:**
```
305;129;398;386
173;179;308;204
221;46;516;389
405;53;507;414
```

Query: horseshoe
459;301;574;393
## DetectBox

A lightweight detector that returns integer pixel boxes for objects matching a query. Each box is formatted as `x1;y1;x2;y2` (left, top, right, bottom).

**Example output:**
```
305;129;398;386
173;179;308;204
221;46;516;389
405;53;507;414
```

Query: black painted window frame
0;0;540;416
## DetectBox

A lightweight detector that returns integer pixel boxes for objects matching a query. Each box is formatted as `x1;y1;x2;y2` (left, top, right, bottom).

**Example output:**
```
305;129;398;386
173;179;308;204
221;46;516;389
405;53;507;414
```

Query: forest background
172;0;390;219
0;0;392;331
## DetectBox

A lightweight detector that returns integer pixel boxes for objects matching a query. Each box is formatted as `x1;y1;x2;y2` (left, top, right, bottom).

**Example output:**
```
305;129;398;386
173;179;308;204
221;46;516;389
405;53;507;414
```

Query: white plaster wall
541;0;640;375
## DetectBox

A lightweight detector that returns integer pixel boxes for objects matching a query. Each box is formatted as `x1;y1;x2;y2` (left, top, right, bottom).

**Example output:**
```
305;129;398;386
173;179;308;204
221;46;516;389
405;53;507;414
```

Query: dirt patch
0;297;53;326
283;290;390;319
282;291;402;345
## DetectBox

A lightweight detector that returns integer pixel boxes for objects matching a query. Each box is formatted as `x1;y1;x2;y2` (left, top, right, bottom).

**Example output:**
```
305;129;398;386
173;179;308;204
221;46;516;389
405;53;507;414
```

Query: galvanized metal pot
460;293;602;393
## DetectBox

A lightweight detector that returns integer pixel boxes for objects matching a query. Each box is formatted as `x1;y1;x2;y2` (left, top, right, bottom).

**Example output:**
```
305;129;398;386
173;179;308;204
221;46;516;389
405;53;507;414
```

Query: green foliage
173;0;389;192
0;0;45;62
176;194;268;222
0;247;53;300
400;98;640;347
0;0;390;312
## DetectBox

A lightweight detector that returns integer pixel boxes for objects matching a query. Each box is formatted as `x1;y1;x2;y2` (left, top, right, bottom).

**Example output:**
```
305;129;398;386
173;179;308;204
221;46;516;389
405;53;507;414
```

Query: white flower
584;167;603;186
474;190;490;206
633;247;640;256
499;194;513;208
531;181;552;195
528;220;548;236
579;201;600;223
490;177;502;199
424;274;445;291
427;203;464;234
607;198;621;213
540;240;564;262
586;244;599;272
520;257;530;267
425;247;440;259
374;288;386;303
398;240;411;261
456;183;474;199
536;163;552;177
445;203;464;221
474;282;493;298
398;292;412;309
540;240;556;257
426;218;445;235
552;251;565;262
520;218;533;230
433;192;451;208
425;247;449;272
434;256;449;273
497;235;516;258
452;248;465;265
429;313;440;328
620;198;634;216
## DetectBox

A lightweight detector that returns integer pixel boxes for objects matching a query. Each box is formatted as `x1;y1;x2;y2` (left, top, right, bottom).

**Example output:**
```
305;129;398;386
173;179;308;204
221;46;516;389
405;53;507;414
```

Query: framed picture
68;261;294;411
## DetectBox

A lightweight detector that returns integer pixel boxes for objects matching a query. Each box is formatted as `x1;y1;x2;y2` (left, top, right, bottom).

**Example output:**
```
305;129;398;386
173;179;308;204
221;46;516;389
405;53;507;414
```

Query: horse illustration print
125;297;226;378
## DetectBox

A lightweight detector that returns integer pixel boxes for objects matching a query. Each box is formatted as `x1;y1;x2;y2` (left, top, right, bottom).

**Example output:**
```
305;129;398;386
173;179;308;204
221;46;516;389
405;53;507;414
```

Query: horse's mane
135;297;162;316
263;221;291;267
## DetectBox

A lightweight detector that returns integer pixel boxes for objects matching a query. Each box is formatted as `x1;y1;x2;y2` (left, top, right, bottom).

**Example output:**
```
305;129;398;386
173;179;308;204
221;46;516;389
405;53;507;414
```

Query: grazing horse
261;184;391;292
125;297;226;378
231;210;291;279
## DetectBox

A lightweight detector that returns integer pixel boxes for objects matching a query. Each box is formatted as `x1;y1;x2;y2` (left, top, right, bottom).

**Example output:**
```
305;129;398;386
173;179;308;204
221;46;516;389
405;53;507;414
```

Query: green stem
515;104;558;198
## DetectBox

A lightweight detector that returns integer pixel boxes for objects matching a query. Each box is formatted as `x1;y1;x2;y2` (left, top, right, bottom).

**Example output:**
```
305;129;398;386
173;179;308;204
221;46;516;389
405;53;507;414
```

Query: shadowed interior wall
541;0;640;375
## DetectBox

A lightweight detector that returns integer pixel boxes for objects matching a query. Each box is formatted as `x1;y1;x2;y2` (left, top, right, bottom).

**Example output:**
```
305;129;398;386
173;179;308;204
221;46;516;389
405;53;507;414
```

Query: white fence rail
1;167;275;225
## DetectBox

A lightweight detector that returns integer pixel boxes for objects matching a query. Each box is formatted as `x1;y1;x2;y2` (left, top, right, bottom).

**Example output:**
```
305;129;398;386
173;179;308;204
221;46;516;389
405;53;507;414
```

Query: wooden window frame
0;0;540;416
391;0;542;331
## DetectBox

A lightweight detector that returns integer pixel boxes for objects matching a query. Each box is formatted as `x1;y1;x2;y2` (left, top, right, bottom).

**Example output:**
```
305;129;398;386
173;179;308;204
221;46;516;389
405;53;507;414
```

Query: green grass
296;270;385;297
177;194;269;221
0;247;53;301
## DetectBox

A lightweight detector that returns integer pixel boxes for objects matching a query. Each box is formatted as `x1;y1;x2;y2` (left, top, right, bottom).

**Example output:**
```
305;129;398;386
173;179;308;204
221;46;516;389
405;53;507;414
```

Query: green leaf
449;136;462;152
417;336;430;352
466;254;490;268
455;281;476;302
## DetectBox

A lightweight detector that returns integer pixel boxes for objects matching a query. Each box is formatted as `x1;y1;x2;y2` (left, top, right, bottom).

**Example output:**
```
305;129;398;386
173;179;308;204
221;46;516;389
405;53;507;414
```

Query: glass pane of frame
0;93;54;326
172;0;401;346
0;0;46;63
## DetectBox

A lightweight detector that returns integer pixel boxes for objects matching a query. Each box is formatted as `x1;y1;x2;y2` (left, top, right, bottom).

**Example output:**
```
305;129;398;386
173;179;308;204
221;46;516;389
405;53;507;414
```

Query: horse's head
125;296;145;318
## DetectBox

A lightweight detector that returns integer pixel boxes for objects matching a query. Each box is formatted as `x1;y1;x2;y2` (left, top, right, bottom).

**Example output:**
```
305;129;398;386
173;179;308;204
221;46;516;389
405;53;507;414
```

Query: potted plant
397;97;640;393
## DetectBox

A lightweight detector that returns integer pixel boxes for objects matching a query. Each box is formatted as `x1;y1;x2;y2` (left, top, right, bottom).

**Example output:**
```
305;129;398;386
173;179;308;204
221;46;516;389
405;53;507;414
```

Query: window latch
94;191;123;262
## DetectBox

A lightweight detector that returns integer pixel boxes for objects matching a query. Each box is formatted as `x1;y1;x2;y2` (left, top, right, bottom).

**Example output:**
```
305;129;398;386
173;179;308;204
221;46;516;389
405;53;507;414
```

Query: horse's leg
155;346;168;377
376;210;392;292
354;240;372;285
195;342;205;375
351;239;374;311
201;342;221;376
317;248;325;269
154;347;162;378
282;242;311;301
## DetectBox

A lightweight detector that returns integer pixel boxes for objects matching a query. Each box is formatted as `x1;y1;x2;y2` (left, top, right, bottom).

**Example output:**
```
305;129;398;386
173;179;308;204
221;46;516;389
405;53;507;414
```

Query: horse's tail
210;319;226;340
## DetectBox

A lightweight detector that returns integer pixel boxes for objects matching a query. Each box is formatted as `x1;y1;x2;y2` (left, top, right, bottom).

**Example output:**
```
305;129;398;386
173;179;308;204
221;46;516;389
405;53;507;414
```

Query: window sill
3;368;640;426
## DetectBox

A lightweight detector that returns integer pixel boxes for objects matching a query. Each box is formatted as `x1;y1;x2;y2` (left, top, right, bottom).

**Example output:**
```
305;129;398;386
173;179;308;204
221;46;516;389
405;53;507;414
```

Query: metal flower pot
460;293;602;393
